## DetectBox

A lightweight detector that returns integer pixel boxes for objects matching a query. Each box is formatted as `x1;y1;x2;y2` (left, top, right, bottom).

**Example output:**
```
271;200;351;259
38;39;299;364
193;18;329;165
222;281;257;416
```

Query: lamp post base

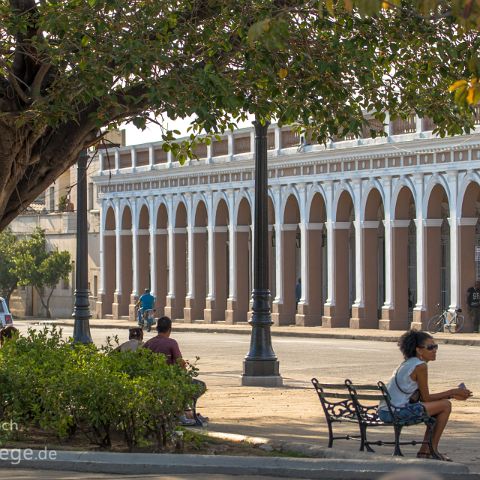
242;358;282;387
241;373;283;387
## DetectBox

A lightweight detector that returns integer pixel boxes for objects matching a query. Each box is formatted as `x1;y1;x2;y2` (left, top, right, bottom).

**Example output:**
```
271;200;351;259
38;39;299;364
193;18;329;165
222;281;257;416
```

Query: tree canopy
1;0;479;229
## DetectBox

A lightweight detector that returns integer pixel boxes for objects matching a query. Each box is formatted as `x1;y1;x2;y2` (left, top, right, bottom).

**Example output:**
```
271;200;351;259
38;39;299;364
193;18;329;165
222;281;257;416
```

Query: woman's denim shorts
378;402;425;423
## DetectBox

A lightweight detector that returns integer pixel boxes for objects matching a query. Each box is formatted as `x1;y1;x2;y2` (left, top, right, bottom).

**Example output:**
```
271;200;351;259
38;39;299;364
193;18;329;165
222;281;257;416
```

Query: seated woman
378;330;472;461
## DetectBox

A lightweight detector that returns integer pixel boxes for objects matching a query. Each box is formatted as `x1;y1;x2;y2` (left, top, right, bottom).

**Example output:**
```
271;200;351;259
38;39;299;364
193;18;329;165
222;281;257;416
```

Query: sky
123;115;255;146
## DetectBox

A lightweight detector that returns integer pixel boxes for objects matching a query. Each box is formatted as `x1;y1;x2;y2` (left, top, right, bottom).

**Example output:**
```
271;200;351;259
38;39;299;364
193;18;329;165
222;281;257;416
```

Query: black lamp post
72;149;93;344
241;119;282;387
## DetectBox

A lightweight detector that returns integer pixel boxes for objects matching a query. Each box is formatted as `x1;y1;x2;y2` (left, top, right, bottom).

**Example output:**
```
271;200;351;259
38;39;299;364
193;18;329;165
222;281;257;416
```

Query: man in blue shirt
136;288;155;331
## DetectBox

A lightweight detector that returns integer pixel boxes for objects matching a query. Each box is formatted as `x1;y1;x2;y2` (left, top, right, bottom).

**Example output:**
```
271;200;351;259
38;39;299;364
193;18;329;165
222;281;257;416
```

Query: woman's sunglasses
420;344;439;351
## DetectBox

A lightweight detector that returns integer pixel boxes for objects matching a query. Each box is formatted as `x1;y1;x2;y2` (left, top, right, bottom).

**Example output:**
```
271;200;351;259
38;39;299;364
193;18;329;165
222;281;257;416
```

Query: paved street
12;323;480;472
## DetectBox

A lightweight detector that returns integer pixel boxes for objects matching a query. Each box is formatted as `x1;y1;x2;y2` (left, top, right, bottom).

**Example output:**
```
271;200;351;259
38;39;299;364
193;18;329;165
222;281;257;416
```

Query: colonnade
96;169;480;332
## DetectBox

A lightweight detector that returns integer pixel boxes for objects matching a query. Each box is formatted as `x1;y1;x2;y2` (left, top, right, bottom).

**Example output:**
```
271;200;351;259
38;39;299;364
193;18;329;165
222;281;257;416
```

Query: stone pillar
129;221;139;320
185;227;207;322
148;197;156;297
422;219;443;324
351;221;379;329
380;177;394;328
381;220;410;330
323;222;351;327
112;202;122;319
96;203;106;318
225;192;237;323
296;223;323;326
165;227;186;320
184;223;195;323
412;175;426;329
204;221;216;323
459;218;478;331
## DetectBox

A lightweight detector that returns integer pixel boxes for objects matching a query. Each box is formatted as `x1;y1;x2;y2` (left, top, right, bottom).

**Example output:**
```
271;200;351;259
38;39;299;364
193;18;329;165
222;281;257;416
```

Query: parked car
0;298;13;327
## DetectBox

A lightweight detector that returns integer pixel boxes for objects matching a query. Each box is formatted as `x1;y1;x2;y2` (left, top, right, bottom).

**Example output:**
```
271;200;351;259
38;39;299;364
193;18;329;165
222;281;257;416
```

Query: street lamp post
241;119;282;387
72;149;93;344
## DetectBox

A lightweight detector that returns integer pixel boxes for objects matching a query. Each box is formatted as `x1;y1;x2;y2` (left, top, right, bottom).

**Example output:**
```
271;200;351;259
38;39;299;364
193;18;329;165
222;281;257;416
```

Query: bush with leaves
0;327;198;451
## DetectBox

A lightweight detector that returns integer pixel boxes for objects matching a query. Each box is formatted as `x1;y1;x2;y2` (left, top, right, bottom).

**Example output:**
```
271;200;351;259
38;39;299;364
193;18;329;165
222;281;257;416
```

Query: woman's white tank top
379;357;425;410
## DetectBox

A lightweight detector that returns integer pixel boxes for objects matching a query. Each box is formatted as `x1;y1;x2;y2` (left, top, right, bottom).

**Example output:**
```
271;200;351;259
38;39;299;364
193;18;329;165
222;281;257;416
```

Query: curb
0;449;476;479
21;320;480;346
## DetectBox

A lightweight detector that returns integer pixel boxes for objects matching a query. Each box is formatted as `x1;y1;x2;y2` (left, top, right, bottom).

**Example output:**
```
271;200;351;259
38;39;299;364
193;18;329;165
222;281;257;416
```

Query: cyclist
136;288;155;332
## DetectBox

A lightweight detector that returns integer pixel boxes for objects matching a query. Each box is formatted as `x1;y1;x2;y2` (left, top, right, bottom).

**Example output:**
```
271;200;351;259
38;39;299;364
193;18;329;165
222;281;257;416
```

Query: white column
250;129;255;154
227;191;236;300
98;153;104;175
98;200;105;296
148;196;156;297
299;221;308;303
227;131;234;161
167;151;173;168
415;115;423;134
207;223;215;300
148;145;155;169
414;174;425;311
352;179;364;307
274;221;283;302
382;176;393;310
114;200;122;295
274;125;281;155
448;171;459;310
298;183;308;303
324;181;335;306
131;202;139;298
186;226;195;298
385;112;393;137
131;147;137;171
167;196;175;298
114;149;120;173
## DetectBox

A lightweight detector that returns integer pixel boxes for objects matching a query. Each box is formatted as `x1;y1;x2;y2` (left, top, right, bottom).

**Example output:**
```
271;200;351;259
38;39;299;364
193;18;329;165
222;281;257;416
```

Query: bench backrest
345;379;385;424
311;378;356;421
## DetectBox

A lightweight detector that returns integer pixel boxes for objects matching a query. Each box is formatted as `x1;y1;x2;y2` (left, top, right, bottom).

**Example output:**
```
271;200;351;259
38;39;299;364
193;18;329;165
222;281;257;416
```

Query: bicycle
427;305;464;334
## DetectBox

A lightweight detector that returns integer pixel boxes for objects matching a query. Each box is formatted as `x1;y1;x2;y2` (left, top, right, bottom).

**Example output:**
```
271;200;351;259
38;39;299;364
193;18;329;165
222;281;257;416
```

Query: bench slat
315;383;349;389
318;392;351;399
350;393;384;401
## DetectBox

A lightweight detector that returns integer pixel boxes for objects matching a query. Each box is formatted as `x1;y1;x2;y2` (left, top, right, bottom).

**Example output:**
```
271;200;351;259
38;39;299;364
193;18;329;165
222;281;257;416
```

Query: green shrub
0;326;198;451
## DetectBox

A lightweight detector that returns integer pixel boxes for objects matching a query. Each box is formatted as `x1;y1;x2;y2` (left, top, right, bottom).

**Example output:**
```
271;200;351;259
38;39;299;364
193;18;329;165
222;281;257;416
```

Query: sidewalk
23;317;480;346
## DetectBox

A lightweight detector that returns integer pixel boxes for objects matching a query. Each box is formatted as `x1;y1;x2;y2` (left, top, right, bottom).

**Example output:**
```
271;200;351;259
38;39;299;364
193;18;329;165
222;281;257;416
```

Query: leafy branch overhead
0;0;479;230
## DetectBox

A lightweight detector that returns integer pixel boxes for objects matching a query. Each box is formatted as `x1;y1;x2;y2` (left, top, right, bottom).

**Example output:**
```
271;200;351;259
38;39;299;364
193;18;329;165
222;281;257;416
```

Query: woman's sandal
417;451;453;462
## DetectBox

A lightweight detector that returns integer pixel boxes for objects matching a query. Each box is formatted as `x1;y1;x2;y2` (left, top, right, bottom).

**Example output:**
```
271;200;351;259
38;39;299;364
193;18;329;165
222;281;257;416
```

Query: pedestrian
114;327;144;352
377;330;472;462
0;325;18;347
467;280;480;333
135;288;155;331
295;278;301;311
143;316;207;426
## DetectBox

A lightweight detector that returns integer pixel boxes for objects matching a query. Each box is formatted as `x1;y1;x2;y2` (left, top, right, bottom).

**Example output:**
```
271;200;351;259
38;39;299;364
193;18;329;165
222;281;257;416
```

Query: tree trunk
35;286;54;318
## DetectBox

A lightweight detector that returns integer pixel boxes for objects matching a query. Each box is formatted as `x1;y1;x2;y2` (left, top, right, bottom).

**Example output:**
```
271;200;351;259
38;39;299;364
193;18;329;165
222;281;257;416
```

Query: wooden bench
311;378;438;458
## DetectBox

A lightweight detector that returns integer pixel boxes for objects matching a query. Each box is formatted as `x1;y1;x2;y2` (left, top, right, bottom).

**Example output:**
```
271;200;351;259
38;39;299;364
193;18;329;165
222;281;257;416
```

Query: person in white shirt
378;330;472;461
115;327;144;352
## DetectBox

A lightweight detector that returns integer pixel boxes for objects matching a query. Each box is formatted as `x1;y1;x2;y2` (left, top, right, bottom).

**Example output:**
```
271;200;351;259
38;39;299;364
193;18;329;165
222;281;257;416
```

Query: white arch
332;181;355;222
305;183;327;222
422;173;451;218
172;195;188;227
391;176;417;220
212;191;230;225
119;199;133;229
153;196;169;227
103;199;116;230
234;190;253;226
457;171;480;217
192;193;209;226
361;179;385;220
135;197;150;229
279;185;301;224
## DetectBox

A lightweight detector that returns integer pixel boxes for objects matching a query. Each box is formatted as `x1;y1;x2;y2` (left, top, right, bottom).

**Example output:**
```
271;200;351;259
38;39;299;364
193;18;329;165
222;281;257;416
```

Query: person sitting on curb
143;316;207;426
114;327;144;352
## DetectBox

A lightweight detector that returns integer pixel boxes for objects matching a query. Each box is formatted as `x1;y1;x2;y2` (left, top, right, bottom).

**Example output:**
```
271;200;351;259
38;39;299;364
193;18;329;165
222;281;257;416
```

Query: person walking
467;280;480;333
